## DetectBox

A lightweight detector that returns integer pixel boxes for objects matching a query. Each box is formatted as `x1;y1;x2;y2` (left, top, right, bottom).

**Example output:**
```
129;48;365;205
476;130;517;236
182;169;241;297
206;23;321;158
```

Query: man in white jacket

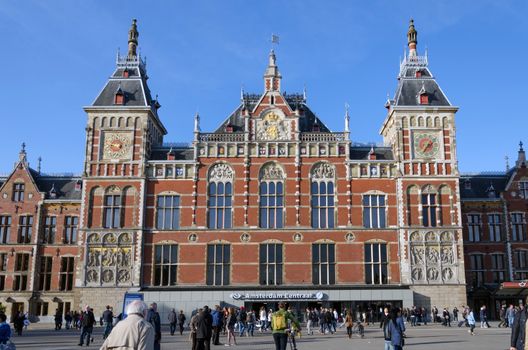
99;300;154;350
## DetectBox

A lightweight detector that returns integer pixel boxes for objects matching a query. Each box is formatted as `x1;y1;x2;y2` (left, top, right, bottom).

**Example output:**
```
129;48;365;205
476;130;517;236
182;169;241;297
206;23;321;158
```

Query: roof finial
505;155;510;172
344;102;350;133
19;142;27;163
240;85;245;102
517;140;526;168
194;112;200;133
303;85;307;102
407;18;418;57
128;19;139;58
37;156;42;174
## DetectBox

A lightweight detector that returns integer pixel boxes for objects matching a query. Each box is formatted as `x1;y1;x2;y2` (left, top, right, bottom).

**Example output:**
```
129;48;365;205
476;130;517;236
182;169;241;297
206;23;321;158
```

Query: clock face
413;132;440;159
102;133;132;160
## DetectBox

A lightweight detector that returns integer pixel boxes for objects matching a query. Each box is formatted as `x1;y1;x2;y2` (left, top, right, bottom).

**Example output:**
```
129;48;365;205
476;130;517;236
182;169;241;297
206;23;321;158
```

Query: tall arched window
311;163;335;229
103;186;122;229
259;163;285;229
207;164;233;229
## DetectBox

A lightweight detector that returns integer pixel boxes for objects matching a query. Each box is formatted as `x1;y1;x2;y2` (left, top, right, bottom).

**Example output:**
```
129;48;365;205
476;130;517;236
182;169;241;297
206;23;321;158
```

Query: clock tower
78;19;166;304
380;20;466;308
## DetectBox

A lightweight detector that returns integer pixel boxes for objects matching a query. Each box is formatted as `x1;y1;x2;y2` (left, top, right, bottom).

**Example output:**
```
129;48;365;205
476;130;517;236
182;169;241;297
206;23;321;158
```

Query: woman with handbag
344;311;353;339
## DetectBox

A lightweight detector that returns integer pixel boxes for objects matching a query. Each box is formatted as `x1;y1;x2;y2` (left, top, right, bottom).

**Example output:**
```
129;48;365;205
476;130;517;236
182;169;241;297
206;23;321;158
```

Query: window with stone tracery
207;164;233;229
259;163;285;229
311;163;336;229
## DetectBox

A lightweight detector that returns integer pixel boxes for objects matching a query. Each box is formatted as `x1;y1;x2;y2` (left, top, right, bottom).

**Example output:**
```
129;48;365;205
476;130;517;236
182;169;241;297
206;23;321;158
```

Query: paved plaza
12;321;512;350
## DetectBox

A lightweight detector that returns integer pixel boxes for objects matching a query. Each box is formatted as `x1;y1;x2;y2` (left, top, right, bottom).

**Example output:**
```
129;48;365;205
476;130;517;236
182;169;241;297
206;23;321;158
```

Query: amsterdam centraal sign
230;291;325;301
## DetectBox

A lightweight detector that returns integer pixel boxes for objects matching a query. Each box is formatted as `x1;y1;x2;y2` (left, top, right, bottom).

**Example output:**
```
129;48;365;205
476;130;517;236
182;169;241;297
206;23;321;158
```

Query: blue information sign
122;292;144;319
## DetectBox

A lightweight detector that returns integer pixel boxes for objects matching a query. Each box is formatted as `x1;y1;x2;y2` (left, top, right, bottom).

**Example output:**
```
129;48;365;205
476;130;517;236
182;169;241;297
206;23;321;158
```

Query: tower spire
344;103;350;133
407;19;418;57
128;19;139;58
263;49;282;92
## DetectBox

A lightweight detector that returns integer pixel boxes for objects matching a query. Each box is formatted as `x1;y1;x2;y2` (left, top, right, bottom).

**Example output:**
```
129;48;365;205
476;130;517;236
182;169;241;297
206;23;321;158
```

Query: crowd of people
3;300;528;349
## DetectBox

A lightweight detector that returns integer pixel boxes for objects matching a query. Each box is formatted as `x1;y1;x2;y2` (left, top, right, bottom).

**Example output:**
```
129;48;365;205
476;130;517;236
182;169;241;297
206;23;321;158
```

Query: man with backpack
271;302;300;350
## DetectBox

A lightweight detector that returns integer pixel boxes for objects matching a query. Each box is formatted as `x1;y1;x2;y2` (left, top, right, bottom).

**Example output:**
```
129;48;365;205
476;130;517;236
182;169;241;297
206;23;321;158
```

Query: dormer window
312;123;320;132
225;125;234;133
74;180;82;192
464;181;471;190
114;90;124;105
122;68;129;78
415;70;422;78
417;83;429;105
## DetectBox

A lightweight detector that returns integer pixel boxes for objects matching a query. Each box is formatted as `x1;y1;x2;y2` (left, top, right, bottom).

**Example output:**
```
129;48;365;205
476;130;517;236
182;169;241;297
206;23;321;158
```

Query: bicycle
352;321;365;338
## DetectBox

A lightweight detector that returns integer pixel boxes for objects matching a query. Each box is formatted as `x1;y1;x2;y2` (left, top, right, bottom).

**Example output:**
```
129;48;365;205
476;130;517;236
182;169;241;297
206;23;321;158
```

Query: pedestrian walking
506;304;515;328
452;307;459;322
168;308;177;336
344;310;353;339
65;311;73;330
211;305;223;345
100;300;154;350
389;308;405;350
54;309;63;330
102;305;114;339
0;313;12;345
467;308;476;336
195;306;213;350
225;307;237;346
247;310;256;336
146;303;161;350
178;310;186;335
480;305;490;328
271;302;300;350
78;305;96;346
510;301;528;350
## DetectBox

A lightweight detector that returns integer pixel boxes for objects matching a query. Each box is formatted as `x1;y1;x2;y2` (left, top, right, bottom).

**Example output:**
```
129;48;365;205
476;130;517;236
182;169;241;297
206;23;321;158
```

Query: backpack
272;312;287;330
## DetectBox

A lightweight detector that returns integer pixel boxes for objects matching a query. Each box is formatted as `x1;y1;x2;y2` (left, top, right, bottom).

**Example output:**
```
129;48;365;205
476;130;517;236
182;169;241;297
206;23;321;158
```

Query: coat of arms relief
256;111;290;141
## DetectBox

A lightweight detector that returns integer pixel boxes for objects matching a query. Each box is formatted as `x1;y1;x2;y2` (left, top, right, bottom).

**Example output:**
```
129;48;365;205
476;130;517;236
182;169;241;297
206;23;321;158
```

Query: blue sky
0;0;526;174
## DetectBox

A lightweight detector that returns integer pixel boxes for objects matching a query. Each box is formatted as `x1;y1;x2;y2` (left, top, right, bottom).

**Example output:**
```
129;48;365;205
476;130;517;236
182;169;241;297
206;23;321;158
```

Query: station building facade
0;19;480;322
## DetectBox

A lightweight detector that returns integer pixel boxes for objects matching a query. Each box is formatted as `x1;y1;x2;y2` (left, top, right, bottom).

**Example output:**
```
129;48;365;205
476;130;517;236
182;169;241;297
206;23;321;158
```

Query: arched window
259;163;285;229
311;163;335;229
103;187;122;229
207;164;233;229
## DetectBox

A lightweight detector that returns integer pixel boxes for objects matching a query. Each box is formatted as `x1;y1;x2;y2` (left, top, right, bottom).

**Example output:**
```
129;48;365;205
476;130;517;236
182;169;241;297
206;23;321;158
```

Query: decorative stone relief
345;233;355;242
209;163;234;182
409;230;458;284
311;163;335;180
85;232;133;286
188;233;198;242
293;233;303;242
240;233;251;242
256;111;290;141
260;163;285;180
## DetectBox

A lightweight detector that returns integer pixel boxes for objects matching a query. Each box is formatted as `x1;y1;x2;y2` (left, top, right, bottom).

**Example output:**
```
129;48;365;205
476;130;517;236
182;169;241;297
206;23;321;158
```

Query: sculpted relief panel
85;232;133;286
409;231;457;284
256;111;291;141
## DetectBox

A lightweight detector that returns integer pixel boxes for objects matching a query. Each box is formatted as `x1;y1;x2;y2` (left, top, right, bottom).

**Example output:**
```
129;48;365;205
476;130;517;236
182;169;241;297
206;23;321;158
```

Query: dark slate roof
150;146;194;161
36;176;83;200
393;66;451;107
460;173;510;200
91;63;160;119
213;93;330;133
349;146;394;161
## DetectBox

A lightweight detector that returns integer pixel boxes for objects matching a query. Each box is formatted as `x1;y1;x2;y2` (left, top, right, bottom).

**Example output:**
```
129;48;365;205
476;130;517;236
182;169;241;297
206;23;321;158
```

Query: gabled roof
36;175;82;200
213;93;330;134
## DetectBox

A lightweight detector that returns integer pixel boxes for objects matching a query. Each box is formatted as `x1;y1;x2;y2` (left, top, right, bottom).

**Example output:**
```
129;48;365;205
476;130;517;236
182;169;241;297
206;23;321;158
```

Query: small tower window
114;90;124;105
270;95;275;105
122;68;129;78
419;93;429;105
